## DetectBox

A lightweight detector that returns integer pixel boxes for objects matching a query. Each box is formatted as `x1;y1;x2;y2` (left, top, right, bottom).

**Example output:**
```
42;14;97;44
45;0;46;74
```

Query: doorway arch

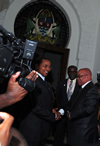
4;0;81;77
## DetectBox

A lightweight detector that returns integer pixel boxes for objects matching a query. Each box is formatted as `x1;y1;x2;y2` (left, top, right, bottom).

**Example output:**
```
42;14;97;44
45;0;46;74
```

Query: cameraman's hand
0;71;38;109
0;112;14;146
26;70;38;82
7;70;38;102
6;71;28;104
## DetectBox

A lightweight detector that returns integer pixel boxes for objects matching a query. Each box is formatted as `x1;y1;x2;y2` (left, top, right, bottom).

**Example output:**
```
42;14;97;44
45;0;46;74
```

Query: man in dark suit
19;56;60;146
53;65;80;146
67;68;99;146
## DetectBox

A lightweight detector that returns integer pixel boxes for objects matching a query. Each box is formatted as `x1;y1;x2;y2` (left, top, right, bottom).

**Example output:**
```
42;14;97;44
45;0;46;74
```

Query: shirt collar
38;73;45;81
68;78;76;83
82;80;91;88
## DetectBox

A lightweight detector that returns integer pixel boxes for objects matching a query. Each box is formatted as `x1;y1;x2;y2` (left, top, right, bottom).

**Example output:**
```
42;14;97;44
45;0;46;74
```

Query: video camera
0;25;38;92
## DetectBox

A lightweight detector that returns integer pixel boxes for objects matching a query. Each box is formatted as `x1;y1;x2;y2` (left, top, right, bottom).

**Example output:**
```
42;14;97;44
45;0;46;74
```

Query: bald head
77;68;92;86
10;127;28;146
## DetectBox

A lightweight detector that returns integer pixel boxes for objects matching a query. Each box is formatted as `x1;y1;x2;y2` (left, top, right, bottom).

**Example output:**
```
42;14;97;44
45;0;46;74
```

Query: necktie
44;80;48;86
67;80;73;101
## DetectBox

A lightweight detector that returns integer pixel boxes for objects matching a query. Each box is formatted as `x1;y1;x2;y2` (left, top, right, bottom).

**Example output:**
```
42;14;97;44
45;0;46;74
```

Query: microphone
0;25;15;42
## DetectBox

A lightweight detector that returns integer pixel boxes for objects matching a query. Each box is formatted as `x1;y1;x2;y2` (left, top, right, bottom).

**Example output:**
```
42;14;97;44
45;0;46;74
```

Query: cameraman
0;70;38;109
0;70;38;146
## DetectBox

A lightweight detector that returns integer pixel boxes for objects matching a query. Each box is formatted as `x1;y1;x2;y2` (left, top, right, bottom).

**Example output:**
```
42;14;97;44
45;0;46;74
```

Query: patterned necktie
67;80;73;101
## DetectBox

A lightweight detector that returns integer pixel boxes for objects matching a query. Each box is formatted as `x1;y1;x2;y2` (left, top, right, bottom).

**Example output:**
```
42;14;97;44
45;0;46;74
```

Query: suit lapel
71;81;92;109
62;79;79;102
38;76;49;89
39;77;55;102
70;81;79;101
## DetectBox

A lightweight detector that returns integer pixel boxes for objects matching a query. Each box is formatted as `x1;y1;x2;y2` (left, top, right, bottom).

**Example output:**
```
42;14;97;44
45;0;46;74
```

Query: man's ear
87;75;90;80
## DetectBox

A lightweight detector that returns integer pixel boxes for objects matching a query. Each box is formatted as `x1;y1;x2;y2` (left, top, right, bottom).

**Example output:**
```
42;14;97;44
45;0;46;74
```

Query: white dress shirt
38;73;45;81
82;80;91;88
59;78;76;115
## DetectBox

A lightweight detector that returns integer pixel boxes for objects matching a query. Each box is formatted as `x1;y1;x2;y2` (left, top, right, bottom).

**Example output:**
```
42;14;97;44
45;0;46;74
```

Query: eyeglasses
77;74;88;79
43;65;52;69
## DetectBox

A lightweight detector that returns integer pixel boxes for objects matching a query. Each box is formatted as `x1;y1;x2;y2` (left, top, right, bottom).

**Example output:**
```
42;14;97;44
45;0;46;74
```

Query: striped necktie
67;80;73;101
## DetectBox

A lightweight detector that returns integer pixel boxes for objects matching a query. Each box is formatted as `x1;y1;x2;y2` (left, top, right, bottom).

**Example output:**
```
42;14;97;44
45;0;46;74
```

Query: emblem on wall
25;9;61;45
14;0;70;48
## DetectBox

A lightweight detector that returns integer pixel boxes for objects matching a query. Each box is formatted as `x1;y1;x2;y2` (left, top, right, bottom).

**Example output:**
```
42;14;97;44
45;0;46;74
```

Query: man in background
53;65;80;146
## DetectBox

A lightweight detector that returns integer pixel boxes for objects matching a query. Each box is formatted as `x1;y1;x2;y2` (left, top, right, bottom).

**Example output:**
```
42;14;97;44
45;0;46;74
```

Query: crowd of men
0;56;100;146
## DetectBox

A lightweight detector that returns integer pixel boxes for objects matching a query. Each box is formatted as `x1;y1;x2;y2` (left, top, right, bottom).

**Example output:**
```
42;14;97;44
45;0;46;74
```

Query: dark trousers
85;140;100;146
53;116;68;146
28;139;46;146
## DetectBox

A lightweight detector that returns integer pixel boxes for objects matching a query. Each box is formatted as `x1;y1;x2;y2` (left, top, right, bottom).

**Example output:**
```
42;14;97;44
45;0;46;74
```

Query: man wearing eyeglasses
66;68;99;146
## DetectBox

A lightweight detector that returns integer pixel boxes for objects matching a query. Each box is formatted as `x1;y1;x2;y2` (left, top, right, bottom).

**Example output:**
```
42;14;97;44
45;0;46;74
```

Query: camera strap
18;77;35;92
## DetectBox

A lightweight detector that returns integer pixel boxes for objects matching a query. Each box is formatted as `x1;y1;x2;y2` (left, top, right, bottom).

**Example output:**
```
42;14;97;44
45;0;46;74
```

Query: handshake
52;108;61;121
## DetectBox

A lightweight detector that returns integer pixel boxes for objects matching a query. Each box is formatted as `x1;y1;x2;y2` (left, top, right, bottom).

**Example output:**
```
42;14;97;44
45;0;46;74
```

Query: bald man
66;68;99;146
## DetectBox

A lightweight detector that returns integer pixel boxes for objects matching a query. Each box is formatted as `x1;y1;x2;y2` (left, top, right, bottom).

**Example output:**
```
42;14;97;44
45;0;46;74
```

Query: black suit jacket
58;79;80;111
67;82;99;146
19;76;55;142
54;79;80;131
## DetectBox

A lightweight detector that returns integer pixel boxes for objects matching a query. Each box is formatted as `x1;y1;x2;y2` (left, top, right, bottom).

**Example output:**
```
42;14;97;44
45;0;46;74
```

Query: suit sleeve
71;88;99;120
30;85;55;123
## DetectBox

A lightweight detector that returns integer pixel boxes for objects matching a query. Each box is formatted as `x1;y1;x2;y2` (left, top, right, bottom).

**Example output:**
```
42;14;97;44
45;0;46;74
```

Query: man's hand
7;70;38;100
56;112;61;120
0;70;38;109
52;108;58;114
52;108;61;120
0;112;14;146
26;70;38;82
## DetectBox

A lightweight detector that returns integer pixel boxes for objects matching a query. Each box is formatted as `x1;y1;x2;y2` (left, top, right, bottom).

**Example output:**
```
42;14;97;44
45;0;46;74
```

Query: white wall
88;0;100;83
70;0;100;83
1;0;100;82
92;21;100;83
